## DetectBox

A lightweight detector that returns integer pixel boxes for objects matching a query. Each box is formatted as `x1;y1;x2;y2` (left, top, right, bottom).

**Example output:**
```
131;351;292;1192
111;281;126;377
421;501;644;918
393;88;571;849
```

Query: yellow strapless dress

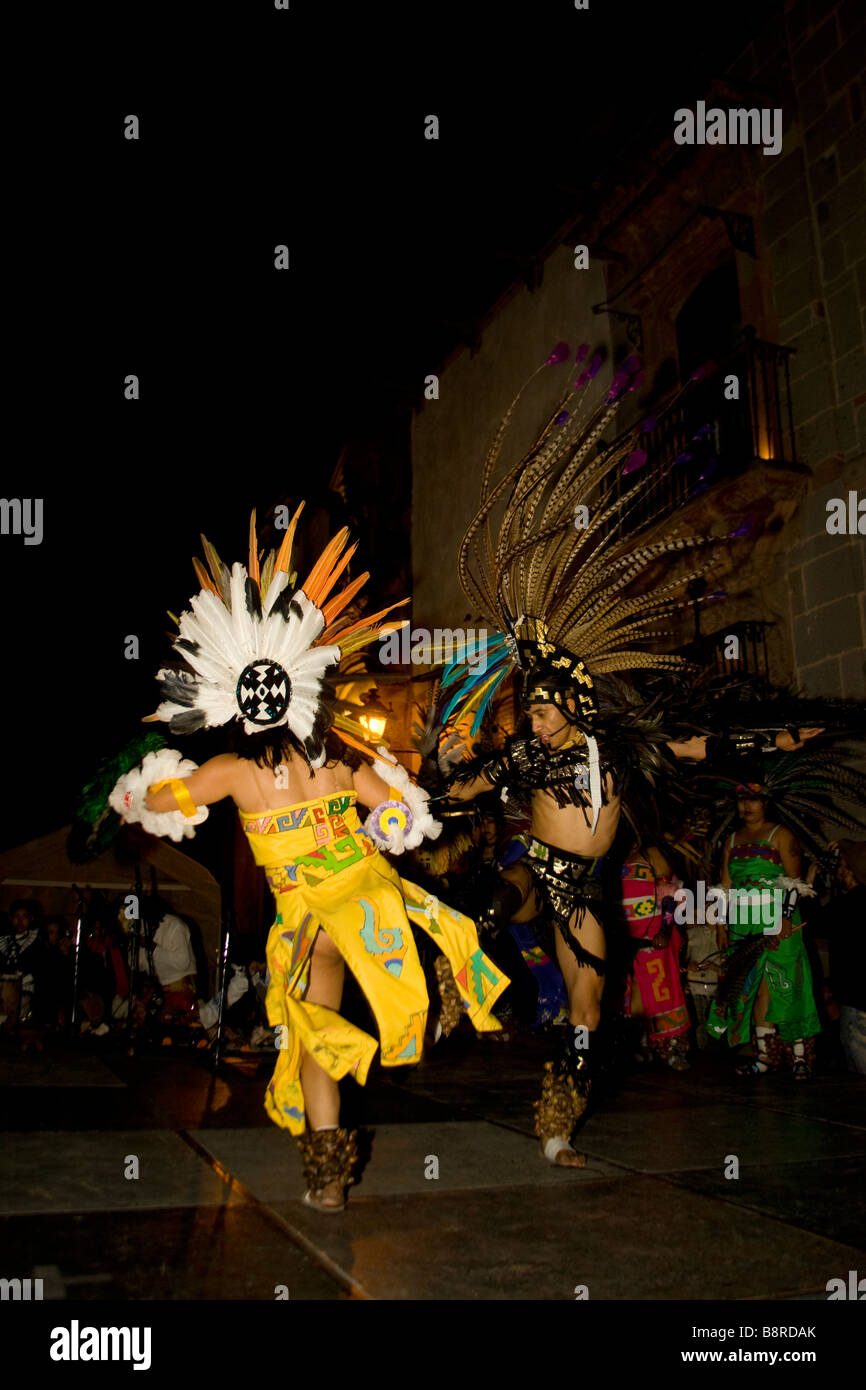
239;790;507;1134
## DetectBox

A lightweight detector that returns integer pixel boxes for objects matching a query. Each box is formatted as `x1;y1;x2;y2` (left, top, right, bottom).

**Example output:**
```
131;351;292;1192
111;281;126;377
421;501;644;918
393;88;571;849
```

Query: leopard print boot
297;1127;359;1212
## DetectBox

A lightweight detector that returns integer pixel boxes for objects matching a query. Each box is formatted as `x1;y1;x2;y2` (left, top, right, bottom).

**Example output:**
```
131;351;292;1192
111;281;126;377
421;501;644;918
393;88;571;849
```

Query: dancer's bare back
145;751;390;817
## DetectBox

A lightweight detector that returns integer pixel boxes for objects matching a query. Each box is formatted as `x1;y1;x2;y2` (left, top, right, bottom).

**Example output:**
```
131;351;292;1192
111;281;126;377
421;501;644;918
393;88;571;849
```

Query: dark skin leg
500;864;588;1168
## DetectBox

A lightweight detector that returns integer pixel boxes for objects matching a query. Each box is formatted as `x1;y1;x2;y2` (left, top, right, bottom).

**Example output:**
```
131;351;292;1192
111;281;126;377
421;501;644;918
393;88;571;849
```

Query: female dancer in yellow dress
110;507;507;1210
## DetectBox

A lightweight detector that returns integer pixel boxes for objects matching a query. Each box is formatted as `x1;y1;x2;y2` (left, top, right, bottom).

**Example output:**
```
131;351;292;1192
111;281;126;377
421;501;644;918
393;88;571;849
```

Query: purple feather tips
546;341;570;365
575;343;589;362
555;410;570;425
690;360;718;382
699;458;718;481
588;353;603;378
707;589;727;601
624;354;641;373
691;423;712;441
731;520;752;538
574;371;590;390
672;451;692;467
623;447;648;475
640;417;657;433
607;369;630;402
627;371;646;392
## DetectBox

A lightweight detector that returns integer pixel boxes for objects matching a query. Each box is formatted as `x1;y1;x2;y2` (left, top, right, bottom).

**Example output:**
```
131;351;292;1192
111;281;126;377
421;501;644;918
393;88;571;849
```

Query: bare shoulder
647;844;672;877
202;752;241;781
775;824;798;852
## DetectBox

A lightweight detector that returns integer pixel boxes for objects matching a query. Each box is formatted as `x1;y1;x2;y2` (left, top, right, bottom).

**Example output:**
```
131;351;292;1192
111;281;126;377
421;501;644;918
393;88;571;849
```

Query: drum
0;973;22;1030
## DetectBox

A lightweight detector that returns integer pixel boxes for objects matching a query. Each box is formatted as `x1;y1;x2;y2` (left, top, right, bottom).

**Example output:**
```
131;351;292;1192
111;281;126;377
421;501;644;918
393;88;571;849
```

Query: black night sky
4;0;766;849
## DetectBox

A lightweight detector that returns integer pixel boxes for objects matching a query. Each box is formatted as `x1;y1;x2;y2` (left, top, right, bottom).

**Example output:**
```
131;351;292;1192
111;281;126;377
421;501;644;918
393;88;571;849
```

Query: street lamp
359;689;390;741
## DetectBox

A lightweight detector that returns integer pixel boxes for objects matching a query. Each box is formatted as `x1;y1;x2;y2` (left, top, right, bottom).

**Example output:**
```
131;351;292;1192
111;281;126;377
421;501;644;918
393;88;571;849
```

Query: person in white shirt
138;908;199;1024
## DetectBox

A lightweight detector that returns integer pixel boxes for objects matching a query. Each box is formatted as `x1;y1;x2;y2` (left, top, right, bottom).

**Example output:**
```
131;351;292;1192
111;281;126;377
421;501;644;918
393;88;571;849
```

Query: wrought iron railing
600;328;798;537
677;619;773;680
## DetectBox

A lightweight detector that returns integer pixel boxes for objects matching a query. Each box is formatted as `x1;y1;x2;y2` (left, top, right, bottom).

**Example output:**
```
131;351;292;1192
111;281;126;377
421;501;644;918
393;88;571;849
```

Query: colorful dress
707;826;820;1046
244;789;508;1134
621;860;689;1048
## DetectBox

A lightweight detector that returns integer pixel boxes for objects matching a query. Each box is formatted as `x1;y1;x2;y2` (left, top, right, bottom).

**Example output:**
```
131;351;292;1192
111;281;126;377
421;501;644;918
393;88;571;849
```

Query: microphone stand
69;886;86;1031
212;908;232;1069
124;869;145;1042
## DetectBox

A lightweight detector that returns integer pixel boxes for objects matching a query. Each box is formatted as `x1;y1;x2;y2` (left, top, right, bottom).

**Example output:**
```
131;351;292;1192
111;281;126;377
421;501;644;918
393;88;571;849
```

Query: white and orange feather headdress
148;503;407;767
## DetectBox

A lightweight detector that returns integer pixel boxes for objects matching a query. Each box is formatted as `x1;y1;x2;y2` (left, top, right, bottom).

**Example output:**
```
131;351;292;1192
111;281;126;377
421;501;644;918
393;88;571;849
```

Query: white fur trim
777;876;816;898
542;1136;575;1163
368;756;442;852
108;748;209;843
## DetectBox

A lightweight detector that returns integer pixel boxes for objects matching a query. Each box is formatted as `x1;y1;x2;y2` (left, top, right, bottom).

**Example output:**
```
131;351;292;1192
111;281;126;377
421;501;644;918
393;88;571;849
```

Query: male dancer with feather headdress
432;343;824;1166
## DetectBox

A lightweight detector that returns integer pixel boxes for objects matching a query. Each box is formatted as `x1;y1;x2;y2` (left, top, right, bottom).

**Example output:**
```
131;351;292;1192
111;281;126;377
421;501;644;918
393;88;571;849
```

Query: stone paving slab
639;1069;866;1130
267;1174;860;1301
664;1154;866;1252
0;1206;346;1300
191;1121;626;1201
0;1130;242;1214
0;1054;125;1087
577;1100;866;1174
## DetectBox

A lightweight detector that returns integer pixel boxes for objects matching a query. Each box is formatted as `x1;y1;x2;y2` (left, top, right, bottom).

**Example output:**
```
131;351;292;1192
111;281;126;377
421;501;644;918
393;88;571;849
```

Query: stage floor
1;1032;864;1301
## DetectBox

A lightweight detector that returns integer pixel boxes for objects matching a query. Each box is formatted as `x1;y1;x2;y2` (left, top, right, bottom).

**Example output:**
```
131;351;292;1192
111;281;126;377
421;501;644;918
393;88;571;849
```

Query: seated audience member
138;901;199;1024
80;917;130;1033
0;899;44;1023
35;917;75;1028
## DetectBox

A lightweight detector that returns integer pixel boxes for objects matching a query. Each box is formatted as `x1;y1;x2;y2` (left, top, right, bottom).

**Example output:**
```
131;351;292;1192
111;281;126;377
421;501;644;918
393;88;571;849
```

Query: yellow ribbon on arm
149;778;200;820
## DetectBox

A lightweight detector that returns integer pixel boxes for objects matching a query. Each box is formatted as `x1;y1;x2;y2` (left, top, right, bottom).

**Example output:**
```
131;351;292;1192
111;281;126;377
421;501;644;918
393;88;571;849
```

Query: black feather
245;577;262;619
271;587;294;622
157;673;197;708
170;709;207;734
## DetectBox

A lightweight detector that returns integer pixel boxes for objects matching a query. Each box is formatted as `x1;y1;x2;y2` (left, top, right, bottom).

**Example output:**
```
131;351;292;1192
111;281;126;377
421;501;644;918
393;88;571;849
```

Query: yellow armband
149;778;199;820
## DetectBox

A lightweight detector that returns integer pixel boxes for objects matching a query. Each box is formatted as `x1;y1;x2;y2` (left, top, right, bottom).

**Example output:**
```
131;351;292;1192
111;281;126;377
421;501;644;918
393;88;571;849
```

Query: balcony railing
677;619;773;681
601;328;798;538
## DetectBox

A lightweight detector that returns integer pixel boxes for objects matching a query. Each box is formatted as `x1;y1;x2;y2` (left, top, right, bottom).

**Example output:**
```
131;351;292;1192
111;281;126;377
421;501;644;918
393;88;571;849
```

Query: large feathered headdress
147;503;407;767
433;343;737;734
704;745;866;864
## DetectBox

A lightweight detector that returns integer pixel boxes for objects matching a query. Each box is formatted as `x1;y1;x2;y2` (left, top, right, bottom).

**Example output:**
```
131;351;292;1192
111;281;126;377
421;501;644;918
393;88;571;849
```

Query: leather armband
706;729;775;760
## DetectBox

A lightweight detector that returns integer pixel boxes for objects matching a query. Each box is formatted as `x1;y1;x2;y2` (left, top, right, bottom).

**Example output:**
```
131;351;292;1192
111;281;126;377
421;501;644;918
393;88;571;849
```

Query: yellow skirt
263;847;507;1134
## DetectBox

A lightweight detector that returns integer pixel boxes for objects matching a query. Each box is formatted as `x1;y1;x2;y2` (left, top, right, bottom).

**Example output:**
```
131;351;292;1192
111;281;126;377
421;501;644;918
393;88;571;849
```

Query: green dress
707;826;820;1046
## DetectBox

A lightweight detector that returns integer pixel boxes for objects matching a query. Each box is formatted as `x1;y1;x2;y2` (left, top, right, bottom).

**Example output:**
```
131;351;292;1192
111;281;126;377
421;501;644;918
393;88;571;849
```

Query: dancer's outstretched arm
667;728;824;761
144;753;237;813
352;760;395;811
446;769;496;801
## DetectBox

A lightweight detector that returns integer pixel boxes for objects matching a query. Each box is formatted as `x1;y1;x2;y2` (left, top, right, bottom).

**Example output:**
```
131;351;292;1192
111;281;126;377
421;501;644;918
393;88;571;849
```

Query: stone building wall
733;0;865;696
410;250;610;632
410;0;864;697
